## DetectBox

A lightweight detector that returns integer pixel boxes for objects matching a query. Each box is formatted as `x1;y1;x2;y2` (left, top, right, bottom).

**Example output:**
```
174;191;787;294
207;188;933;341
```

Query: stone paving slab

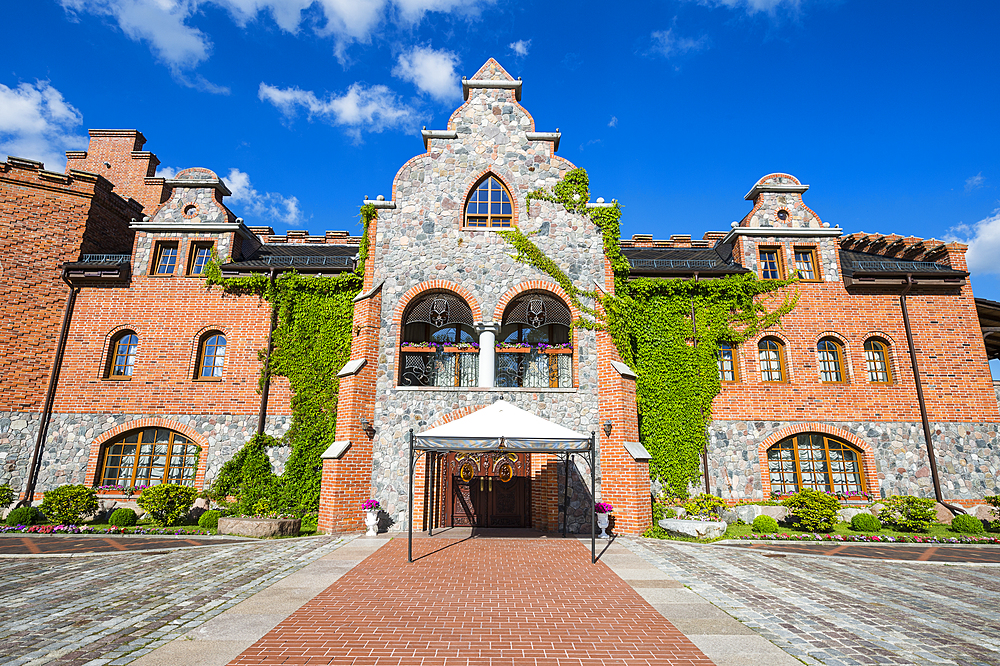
718;542;1000;564
228;537;716;666
0;535;355;666
0;535;250;556
626;537;1000;666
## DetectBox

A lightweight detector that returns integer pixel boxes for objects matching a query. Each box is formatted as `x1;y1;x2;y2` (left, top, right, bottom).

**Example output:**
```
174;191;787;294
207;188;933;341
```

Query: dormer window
465;175;513;228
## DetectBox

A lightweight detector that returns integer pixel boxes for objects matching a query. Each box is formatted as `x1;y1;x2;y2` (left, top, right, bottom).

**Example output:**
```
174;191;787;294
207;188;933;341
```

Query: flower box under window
541;348;573;354
443;346;479;353
401;345;438;354
497;346;531;353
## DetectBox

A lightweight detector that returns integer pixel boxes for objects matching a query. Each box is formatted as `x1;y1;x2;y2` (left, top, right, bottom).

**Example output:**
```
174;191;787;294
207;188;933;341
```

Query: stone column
477;323;497;388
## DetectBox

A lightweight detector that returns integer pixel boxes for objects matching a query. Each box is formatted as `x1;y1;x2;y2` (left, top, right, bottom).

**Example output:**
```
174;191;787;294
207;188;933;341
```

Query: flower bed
739;532;1000;544
0;524;210;535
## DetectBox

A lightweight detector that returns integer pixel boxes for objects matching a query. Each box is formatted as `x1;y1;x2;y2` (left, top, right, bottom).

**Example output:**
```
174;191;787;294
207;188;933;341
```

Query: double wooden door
442;452;531;528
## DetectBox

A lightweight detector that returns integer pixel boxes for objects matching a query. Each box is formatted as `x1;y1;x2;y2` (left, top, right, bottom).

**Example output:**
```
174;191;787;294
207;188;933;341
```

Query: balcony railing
400;348;479;387
259;255;353;267
78;254;132;264
496;349;572;388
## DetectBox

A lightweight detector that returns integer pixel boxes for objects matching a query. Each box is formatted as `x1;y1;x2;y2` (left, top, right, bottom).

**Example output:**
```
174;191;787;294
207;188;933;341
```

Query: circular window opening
183;204;198;217
776;209;789;221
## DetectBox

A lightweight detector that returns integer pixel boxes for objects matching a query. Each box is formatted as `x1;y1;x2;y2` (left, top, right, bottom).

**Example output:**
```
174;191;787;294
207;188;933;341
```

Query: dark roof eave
219;263;354;276
849;270;968;279
628;268;750;277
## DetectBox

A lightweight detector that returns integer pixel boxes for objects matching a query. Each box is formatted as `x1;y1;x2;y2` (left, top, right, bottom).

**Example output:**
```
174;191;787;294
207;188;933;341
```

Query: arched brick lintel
756;422;879;496
86;418;209;488
393;280;484;325
493;281;581;323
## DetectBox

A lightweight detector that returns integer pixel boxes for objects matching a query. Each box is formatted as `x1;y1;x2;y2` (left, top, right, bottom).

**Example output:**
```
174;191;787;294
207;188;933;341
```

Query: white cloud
258;81;419;140
156;165;180;179
392;46;461;102
509;39;530;57
946;209;1000;275
608;115;618;128
690;0;802;14
393;0;489;23
965;172;986;193
0;81;85;171
651;29;709;58
224;167;304;225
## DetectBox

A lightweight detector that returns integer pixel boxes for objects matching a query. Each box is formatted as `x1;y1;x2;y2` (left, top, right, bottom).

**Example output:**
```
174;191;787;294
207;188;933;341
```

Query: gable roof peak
469;58;516;82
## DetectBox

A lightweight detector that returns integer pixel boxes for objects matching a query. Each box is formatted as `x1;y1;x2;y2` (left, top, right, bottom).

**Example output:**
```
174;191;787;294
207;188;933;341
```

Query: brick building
1;59;996;534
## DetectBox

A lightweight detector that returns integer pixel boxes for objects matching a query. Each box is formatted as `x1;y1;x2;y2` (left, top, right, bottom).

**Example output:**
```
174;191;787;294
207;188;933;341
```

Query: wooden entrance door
444;452;531;528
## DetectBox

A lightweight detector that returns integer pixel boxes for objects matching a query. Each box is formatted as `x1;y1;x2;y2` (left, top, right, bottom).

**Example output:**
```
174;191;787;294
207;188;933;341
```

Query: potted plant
538;343;573;354
496;342;531;353
443;342;480;353
362;499;381;536
595;502;614;538
400;341;440;354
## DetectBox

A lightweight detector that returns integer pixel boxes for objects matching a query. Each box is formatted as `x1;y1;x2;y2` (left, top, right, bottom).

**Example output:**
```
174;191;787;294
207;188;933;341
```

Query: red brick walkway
229;538;714;666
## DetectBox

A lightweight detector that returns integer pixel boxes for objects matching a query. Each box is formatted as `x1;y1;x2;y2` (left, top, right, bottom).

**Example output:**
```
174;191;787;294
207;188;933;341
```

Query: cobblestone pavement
0;535;250;556
719;542;1000;563
0;535;353;666
627;538;1000;666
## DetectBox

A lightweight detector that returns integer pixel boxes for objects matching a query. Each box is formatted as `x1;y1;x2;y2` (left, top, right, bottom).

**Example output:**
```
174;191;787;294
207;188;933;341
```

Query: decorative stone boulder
837;508;869;523
934;502;955;525
218;516;300;538
658;518;727;539
719;509;739;526
734;504;763;524
970;505;996;522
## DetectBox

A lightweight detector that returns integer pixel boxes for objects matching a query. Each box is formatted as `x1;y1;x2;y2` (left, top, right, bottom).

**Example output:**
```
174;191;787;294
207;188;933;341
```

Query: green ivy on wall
505;169;798;496
202;204;376;515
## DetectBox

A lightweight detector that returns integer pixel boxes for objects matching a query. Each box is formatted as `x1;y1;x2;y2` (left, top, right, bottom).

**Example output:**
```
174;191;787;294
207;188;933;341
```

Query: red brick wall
65;130;167;213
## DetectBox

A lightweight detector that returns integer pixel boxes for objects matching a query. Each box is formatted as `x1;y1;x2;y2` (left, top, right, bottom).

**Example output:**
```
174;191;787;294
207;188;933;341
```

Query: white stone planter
365;510;379;536
596;512;610;538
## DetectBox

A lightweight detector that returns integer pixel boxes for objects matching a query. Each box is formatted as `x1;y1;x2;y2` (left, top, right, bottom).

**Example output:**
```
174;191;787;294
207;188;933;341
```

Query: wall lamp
359;417;374;435
603;419;613;437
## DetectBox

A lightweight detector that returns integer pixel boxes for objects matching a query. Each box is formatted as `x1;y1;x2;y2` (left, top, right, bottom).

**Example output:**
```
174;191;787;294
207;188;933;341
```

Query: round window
776;209;789;221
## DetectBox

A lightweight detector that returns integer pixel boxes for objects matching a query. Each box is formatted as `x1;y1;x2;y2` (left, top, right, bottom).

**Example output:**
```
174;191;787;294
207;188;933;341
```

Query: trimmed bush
850;512;882;532
950;514;985;535
198;510;220;530
40;485;99;525
878;495;936;533
109;507;138;527
6;506;44;526
781;488;840;532
0;484;15;509
682;493;727;519
751;515;779;533
137;484;199;526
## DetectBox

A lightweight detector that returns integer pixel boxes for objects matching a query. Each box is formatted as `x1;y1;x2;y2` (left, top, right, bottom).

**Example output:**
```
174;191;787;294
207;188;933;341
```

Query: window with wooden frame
152;241;179;275
106;331;138;379
767;433;866;496
97;427;199;488
399;293;479;387
187;242;214;275
864;338;893;384
464;175;513;228
758;246;783;280
793;247;820;281
817;337;846;383
717;342;738;382
196;332;226;380
757;337;786;382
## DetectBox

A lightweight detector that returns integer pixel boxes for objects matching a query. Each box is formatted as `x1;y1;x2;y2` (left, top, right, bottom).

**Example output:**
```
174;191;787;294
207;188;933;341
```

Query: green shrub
137;484;199;526
198;510;220;529
781;488;840;532
950;514;985;535
652;499;676;522
850;512;882;532
299;512;318;533
5;506;44;526
878;495;936;533
108;507;137;527
0;484;15;509
984;495;1000;521
751;515;779;533
682;493;727;518
39;485;98;525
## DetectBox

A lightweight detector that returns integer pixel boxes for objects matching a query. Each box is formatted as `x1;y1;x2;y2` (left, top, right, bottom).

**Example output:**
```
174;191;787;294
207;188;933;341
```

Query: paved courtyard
629;538;1000;666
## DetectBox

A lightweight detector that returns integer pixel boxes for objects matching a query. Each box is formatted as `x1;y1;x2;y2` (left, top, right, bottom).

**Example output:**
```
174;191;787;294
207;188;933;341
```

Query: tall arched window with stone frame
497;293;573;388
464;174;514;228
399;292;479;387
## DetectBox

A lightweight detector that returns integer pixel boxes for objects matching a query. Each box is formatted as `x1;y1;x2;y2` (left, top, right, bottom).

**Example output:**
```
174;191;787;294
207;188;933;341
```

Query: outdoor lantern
603;419;613;437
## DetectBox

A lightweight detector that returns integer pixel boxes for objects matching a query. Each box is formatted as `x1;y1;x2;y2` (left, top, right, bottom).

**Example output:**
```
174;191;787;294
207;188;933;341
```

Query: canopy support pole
591;431;596;564
408;428;414;563
428;452;435;537
562;453;569;538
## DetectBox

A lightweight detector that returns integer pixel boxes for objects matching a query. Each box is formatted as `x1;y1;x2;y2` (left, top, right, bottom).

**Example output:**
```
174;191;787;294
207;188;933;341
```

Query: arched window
97;427;199;488
197;332;226;379
107;331;138;378
817;337;846;383
465;175;513;228
400;293;478;387
767;433;866;496
498;293;572;388
864;339;892;383
717;342;738;382
758;338;786;382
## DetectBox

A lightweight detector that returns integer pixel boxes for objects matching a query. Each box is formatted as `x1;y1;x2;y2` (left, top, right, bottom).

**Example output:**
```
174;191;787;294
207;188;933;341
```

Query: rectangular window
717;343;738;382
759;247;782;280
794;248;819;281
188;242;213;275
153;242;179;275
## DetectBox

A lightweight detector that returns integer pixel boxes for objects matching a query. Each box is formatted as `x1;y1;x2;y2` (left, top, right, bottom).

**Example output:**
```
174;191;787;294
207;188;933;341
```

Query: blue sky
3;0;999;307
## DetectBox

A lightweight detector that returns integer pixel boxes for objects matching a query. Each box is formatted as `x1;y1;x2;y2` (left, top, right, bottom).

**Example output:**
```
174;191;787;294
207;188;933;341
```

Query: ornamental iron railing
496;350;572;388
853;260;952;273
78;254;132;264
401;350;479;387
259;255;353;267
628;258;719;270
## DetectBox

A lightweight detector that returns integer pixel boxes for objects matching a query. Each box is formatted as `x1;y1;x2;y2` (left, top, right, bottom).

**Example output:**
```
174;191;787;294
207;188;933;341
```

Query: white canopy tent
406;400;598;562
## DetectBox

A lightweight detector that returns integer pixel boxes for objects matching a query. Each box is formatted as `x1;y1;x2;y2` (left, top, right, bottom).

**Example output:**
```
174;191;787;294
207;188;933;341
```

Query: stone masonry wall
0;412;40;495
708;419;1000;502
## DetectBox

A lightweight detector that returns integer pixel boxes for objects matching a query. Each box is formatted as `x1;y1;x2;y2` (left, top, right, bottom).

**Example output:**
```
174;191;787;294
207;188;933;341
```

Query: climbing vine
504;169;798;495
202;205;375;515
